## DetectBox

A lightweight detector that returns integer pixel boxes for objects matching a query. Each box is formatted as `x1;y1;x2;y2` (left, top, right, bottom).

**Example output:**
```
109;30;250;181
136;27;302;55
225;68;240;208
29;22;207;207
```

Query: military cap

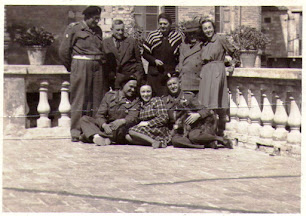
119;75;138;88
82;6;102;16
182;20;201;33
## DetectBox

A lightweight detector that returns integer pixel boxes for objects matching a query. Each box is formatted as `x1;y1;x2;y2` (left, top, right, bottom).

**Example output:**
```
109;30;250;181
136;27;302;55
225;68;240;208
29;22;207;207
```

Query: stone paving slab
2;138;301;213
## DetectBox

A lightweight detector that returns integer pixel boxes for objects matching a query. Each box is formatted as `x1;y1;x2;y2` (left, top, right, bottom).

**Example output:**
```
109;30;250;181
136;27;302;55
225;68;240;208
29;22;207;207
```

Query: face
112;24;125;40
86;15;101;28
167;77;180;95
140;85;153;102
158;18;171;33
122;80;137;98
186;32;198;44
202;21;215;39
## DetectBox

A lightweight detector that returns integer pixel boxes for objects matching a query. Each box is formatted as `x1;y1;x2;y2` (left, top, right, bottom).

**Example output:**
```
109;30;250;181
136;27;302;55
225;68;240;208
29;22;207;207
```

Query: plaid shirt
139;97;169;128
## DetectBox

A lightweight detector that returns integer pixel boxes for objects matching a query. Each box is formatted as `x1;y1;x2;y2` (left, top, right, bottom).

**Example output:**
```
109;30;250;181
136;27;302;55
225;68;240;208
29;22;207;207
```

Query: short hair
112;19;124;28
158;13;172;25
200;18;216;33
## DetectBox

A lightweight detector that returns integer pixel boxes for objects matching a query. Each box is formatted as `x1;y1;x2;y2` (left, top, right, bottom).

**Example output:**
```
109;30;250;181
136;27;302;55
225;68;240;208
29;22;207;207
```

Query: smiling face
122;80;137;98
112;23;125;40
140;85;153;102
202;21;215;39
167;77;180;95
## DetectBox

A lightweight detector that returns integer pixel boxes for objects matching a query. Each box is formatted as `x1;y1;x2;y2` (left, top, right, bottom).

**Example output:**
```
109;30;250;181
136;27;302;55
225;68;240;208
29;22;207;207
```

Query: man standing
143;13;183;96
80;76;140;146
59;6;106;142
162;74;233;149
103;19;144;89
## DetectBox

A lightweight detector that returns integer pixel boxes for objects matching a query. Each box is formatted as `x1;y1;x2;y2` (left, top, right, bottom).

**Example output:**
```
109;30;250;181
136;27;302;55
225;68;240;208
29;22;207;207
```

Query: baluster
25;98;30;128
58;81;71;127
236;87;250;146
259;93;275;146
37;81;51;128
272;94;288;153
287;96;301;154
248;89;262;146
225;90;238;139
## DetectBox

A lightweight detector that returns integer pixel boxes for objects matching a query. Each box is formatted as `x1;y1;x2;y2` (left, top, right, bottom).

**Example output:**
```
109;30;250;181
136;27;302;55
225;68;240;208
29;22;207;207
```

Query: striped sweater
143;29;183;55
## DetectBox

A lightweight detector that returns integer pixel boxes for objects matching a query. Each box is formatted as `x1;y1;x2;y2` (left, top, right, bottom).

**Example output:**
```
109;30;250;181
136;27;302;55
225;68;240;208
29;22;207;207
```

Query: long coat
176;41;202;91
103;37;144;89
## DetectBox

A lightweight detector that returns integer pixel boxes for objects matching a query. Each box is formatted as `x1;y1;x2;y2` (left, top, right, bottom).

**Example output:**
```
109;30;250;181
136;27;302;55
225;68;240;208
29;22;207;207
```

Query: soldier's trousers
70;59;106;138
172;129;217;148
80;116;127;144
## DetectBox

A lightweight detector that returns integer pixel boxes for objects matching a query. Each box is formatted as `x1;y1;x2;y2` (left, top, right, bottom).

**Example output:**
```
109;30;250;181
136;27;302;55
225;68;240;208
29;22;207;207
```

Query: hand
137;121;149;127
185;113;201;125
227;65;235;73
110;119;126;130
155;59;164;66
102;123;113;134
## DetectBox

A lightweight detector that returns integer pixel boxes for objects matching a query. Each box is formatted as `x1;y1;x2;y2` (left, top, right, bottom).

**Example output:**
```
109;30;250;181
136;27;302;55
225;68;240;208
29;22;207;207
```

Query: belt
73;55;101;60
203;60;224;65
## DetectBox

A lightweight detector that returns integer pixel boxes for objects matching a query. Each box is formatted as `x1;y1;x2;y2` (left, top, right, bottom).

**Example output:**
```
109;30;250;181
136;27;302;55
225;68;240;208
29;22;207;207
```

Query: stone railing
225;68;301;157
3;65;302;156
3;65;70;139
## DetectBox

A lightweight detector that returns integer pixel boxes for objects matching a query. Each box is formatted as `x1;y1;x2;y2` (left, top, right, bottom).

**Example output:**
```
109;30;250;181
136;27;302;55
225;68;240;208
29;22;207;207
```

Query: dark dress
129;97;171;145
198;34;239;109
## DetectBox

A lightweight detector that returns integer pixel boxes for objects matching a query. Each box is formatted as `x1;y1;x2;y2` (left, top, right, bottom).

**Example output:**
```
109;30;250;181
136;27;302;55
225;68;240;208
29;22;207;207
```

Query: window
215;6;221;33
163;6;177;25
134;6;159;38
264;17;271;23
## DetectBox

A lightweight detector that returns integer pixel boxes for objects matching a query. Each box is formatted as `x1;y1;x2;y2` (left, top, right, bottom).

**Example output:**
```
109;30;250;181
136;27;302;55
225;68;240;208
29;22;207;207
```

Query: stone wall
177;6;214;23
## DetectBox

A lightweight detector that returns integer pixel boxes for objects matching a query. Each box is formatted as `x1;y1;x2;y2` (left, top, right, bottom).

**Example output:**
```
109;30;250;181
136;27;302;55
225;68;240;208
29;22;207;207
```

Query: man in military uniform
59;6;107;142
103;19;144;89
162;74;233;149
79;76;140;146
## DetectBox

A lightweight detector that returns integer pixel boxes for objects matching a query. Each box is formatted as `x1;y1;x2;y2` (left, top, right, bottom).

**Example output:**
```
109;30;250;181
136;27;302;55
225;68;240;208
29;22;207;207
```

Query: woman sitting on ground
126;84;171;149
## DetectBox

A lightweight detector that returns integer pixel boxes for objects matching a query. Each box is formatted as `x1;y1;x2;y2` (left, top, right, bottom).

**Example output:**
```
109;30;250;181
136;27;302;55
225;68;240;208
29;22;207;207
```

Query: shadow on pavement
3;186;268;213
144;174;301;185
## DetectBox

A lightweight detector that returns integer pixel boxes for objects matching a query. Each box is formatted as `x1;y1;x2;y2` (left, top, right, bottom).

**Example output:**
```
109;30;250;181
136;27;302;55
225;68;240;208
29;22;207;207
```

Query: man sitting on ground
162;73;233;149
79;75;140;146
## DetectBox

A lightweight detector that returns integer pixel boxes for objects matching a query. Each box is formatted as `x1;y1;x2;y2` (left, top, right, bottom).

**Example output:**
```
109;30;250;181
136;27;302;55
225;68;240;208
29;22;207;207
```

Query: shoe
71;137;79;142
152;141;161;149
210;141;219;149
104;138;111;145
224;139;234;149
93;135;106;146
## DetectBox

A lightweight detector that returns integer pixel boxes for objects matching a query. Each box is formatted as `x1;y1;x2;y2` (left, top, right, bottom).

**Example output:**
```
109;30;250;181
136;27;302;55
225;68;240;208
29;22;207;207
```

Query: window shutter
164;6;177;25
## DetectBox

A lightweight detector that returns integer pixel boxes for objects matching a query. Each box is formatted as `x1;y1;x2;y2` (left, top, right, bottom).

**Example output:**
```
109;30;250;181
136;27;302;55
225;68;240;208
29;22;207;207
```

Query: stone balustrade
226;68;301;157
3;65;302;156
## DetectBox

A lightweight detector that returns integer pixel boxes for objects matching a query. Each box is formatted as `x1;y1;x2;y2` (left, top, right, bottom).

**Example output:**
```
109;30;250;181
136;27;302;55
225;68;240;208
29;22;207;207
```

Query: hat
182;20;201;33
119;75;138;88
82;6;102;16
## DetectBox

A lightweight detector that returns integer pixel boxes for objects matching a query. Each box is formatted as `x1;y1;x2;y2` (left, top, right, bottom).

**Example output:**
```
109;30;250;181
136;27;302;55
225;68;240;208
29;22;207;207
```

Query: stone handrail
3;65;302;156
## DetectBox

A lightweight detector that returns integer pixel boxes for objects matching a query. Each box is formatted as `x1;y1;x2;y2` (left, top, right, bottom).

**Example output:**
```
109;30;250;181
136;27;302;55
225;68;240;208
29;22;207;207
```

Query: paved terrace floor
2;138;301;213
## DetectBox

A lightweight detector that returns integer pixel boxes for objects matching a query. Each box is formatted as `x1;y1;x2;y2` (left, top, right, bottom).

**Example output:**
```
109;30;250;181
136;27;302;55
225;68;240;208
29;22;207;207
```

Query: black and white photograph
2;1;303;214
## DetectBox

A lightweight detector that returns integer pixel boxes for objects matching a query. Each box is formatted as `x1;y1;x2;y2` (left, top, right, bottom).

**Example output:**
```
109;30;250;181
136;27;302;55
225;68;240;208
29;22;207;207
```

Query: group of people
58;6;240;149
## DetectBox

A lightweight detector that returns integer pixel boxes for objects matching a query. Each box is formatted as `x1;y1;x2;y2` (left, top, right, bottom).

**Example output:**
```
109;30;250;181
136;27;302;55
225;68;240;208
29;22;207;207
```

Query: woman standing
198;19;240;136
126;84;171;149
176;20;203;94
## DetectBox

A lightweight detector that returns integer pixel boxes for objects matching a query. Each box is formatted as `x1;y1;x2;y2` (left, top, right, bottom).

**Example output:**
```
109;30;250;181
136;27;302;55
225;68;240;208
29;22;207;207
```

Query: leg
215;108;227;137
125;134;151;146
129;130;161;149
172;135;205;149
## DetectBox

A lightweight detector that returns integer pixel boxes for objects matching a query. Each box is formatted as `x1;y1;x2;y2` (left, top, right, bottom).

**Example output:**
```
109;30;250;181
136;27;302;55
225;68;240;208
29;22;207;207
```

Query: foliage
14;26;55;47
229;25;270;50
